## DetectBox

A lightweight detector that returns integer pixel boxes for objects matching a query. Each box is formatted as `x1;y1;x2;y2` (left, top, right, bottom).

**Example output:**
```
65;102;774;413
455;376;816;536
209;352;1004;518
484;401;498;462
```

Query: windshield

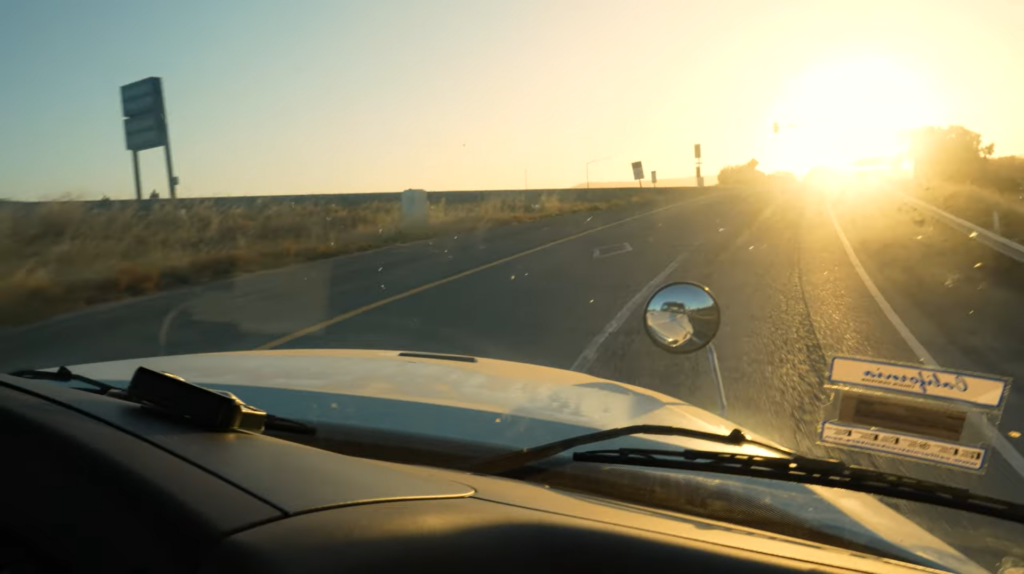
3;0;1024;569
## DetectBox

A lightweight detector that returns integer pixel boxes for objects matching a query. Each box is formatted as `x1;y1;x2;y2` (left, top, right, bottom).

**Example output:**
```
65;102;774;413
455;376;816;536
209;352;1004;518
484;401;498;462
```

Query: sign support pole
164;136;177;200
132;150;142;201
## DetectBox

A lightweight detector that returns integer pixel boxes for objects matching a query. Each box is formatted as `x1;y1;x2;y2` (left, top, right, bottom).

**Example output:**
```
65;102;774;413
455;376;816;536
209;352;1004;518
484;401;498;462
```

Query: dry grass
911;181;1024;242
0;192;657;326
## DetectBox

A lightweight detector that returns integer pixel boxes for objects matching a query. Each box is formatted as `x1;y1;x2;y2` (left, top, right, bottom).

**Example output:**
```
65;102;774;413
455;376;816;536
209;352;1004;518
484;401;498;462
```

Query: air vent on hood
398;352;478;363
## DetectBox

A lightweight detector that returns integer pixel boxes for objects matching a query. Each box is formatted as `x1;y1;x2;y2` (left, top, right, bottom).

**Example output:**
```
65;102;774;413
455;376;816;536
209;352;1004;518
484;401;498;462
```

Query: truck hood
67;348;984;574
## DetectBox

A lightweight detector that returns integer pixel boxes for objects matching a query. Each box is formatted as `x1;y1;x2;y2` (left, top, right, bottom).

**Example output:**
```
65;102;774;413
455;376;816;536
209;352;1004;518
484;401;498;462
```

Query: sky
2;0;1023;200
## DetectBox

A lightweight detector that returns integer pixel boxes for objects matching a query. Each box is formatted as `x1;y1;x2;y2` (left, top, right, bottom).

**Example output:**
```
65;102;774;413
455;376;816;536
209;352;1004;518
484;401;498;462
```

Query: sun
763;56;943;176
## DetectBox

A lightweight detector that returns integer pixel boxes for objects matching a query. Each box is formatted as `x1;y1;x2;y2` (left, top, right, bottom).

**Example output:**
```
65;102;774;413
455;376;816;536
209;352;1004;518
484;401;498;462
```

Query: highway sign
631;161;644;180
694;144;701;159
124;112;167;151
121;77;164;118
120;76;177;200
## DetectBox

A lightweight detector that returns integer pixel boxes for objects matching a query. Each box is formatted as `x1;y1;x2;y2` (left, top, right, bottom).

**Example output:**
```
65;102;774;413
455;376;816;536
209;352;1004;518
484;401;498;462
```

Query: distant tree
717;159;767;186
977;155;1024;193
767;171;798;188
910;126;993;183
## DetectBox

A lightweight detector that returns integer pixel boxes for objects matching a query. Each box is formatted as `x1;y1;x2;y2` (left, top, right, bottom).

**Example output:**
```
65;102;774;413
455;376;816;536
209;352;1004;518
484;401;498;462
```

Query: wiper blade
11;366;117;395
465;424;793;474
574;447;1024;526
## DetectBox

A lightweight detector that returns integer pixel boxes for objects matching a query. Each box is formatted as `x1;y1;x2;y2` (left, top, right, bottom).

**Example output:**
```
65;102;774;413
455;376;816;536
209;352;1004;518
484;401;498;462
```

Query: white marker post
402;189;428;230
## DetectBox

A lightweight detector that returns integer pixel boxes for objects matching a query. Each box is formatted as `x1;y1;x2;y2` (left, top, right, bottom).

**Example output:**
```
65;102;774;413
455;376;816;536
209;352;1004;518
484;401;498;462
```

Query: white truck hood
67;348;985;574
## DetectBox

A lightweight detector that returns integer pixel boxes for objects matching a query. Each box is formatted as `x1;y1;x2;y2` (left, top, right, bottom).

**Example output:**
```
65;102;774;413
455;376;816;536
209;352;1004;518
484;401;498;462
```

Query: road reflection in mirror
644;282;721;354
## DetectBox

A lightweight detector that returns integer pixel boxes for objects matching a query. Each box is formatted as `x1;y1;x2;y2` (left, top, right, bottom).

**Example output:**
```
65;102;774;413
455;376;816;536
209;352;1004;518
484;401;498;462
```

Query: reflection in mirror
643;282;721;354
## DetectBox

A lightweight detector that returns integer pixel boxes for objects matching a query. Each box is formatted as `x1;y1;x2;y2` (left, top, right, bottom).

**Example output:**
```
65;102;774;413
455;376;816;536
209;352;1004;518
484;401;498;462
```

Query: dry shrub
1;190;667;325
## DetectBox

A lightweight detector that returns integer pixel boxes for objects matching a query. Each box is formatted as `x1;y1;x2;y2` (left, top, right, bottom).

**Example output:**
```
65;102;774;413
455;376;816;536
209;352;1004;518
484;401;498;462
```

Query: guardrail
900;194;1024;264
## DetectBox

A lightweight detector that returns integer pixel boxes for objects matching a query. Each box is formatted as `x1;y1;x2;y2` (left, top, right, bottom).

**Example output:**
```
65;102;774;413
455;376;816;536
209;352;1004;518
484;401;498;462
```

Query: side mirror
643;282;721;354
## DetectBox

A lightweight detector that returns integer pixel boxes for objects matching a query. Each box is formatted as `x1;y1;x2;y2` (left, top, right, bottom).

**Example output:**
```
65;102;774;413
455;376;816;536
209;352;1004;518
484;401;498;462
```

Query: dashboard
0;374;940;573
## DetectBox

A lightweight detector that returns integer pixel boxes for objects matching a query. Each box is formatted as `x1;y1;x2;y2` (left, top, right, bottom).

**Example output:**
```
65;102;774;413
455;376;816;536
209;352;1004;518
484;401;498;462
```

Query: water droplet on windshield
718;228;725;232
589;299;595;304
748;245;754;250
585;216;593;223
915;235;923;240
378;266;383;272
969;231;978;239
1008;431;1021;439
510;275;515;280
973;262;983;268
968;310;974;315
380;284;386;290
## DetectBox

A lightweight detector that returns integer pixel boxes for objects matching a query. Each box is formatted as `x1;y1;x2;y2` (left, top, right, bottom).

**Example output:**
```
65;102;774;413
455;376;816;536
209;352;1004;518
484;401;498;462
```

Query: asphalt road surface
5;184;1024;559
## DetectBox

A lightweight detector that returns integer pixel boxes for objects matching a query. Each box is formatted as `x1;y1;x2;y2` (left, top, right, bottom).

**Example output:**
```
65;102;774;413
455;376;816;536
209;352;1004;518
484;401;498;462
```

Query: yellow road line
256;197;708;350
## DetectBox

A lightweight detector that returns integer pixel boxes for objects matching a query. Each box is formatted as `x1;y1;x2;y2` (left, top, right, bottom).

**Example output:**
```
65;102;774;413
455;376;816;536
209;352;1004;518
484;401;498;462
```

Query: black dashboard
0;374;939;573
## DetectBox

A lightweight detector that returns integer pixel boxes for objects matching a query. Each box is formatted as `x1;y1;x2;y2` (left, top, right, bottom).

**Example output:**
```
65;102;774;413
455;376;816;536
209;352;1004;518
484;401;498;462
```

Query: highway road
5;184;1024;560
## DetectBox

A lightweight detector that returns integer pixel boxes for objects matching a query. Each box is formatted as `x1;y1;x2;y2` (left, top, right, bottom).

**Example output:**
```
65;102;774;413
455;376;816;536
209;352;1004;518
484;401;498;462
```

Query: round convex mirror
643;282;721;354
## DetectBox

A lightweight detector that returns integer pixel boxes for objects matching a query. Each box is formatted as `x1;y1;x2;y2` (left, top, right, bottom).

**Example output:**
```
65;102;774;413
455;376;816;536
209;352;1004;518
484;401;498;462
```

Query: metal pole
164;141;177;199
585;157;610;190
132;150;142;201
706;343;727;417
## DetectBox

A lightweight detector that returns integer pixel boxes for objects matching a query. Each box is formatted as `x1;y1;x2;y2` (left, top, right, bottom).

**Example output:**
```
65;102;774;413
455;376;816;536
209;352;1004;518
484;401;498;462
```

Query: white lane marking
901;194;1024;263
828;204;1024;479
828;205;934;365
706;343;727;416
593;243;633;259
571;253;684;372
158;302;189;353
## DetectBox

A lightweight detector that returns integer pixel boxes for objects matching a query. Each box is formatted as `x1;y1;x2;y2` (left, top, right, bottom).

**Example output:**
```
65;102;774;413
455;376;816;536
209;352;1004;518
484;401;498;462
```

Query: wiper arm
465;424;794;474
11;366;117;395
574;447;1024;526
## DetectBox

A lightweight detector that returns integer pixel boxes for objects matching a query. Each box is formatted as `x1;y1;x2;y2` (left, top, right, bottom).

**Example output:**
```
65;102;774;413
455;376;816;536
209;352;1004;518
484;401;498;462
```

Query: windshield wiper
11;366;117;395
573;447;1024;525
465;424;795;474
466;424;1024;524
